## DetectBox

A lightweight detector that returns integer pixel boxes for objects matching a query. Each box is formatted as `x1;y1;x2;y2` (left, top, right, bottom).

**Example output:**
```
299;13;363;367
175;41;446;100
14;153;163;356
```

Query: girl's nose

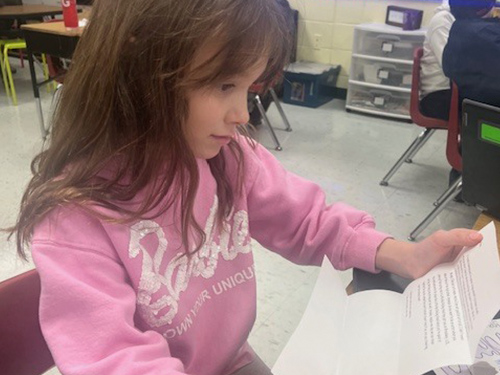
227;96;250;126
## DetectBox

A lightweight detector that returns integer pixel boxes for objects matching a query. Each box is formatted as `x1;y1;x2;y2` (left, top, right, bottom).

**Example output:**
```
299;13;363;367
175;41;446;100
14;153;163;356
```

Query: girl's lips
211;135;232;145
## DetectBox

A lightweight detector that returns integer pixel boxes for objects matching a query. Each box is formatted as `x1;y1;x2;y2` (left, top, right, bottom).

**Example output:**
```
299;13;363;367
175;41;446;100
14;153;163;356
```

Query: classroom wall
22;0;59;5
23;0;442;90
288;0;442;89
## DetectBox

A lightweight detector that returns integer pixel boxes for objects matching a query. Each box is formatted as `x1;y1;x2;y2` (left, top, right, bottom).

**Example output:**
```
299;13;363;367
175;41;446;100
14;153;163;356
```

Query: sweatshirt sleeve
428;15;454;67
242;143;390;273
32;215;188;375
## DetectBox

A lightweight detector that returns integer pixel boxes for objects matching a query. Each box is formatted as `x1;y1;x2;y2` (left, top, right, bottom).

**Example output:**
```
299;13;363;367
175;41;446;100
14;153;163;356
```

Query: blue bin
283;61;341;108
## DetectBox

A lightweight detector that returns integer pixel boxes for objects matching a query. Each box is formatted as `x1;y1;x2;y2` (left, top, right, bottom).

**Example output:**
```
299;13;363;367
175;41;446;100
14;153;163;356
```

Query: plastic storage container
353;24;425;61
346;84;410;119
346;23;425;120
283;61;340;108
351;58;412;88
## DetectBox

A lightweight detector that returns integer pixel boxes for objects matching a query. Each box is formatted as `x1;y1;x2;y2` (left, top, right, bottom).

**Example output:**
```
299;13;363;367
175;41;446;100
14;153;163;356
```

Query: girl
9;0;482;374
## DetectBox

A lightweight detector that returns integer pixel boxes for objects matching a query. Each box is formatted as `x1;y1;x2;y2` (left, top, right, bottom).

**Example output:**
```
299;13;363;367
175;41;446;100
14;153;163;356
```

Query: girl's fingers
434;229;483;248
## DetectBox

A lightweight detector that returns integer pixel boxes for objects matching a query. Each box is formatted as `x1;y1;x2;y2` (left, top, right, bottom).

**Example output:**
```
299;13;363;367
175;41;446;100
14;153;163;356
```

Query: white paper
273;223;500;375
388;10;405;24
403;74;413;86
378;69;389;79
374;96;385;106
435;319;500;375
382;42;394;52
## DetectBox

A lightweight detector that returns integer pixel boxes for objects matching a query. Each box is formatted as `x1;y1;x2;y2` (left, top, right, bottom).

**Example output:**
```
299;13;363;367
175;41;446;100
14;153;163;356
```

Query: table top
0;5;62;18
22;20;84;37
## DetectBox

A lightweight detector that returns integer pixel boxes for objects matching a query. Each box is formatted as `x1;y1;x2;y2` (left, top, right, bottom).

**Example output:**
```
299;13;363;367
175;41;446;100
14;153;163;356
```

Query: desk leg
27;47;47;139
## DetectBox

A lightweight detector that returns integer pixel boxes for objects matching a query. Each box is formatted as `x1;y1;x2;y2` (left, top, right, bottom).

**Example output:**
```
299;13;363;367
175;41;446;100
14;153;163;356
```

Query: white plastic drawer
347;85;410;117
353;29;423;61
350;58;413;89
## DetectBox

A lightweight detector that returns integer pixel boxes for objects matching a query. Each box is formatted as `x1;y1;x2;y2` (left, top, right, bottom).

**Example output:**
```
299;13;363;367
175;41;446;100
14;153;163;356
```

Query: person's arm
375;230;482;279
241;142;389;273
238;141;482;278
428;22;453;67
32;213;188;375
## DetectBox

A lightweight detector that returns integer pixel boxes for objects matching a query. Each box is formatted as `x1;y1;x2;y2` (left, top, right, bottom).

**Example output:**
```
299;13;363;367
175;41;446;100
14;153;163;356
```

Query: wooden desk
22;20;84;38
21;21;84;138
0;5;62;19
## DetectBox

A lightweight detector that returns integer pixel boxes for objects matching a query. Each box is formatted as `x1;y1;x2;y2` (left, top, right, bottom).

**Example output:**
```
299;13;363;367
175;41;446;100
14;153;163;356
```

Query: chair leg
254;94;282;151
408;177;462;241
51;83;63;108
380;128;434;186
1;47;11;99
404;128;436;163
5;47;18;105
269;87;292;132
19;49;24;68
36;96;47;139
433;174;461;207
41;53;52;93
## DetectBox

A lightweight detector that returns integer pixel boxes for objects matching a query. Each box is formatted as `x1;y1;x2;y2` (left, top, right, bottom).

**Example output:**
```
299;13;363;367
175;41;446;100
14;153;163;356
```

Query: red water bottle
61;0;78;30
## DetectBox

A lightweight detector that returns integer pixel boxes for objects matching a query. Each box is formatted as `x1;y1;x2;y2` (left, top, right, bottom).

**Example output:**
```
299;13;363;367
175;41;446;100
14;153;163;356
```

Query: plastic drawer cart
346;23;425;120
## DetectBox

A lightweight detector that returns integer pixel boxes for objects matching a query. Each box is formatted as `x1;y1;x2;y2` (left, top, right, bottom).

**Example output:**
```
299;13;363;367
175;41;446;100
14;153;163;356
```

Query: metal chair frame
250;85;292;151
380;48;449;186
409;82;462;240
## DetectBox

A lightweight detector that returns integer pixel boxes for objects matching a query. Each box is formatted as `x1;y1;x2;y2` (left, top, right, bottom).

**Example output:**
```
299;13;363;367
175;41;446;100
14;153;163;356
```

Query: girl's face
184;46;267;159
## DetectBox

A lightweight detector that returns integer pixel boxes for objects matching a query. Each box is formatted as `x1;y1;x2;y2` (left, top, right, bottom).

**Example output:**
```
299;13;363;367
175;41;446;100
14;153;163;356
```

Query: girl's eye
220;84;235;92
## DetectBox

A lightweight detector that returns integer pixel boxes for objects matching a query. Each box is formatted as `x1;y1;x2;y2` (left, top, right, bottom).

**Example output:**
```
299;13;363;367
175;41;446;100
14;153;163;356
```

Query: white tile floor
0;60;479;374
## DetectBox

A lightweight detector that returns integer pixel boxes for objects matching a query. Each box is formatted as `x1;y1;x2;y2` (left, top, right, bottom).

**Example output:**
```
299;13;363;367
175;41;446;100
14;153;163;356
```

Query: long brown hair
9;0;292;259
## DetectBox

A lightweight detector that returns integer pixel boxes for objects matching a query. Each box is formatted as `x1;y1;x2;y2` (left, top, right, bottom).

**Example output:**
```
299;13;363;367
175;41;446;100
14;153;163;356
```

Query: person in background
443;0;500;108
420;0;496;120
419;0;455;120
421;0;496;194
5;1;482;375
443;0;497;190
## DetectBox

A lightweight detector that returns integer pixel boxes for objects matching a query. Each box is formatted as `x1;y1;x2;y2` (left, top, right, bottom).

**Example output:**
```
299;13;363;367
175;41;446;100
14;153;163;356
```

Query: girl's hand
375;229;483;279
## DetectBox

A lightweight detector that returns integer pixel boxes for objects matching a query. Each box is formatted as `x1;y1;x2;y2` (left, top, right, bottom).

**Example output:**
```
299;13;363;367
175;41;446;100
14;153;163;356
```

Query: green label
481;123;500;146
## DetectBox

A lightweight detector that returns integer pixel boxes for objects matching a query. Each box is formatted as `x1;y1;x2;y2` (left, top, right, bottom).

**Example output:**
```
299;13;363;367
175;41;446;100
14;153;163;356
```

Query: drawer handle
378;63;398;70
370;89;392;98
376;34;401;42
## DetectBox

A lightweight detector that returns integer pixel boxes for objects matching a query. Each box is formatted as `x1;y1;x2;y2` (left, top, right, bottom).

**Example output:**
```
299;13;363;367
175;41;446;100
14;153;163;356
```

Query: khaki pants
229;354;273;375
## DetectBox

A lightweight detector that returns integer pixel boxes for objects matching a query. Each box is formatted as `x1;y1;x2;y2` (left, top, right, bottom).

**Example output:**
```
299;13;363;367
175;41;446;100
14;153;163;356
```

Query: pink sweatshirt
32;139;389;375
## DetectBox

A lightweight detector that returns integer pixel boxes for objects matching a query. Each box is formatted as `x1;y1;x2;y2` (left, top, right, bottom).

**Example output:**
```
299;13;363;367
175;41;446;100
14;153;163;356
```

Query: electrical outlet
313;34;322;50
